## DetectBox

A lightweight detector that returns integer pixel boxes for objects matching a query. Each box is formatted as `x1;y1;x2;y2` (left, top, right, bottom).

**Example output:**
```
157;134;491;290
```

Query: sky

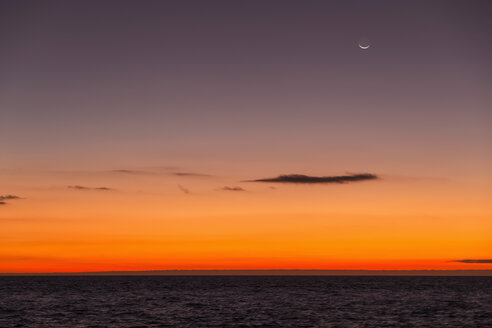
1;0;491;273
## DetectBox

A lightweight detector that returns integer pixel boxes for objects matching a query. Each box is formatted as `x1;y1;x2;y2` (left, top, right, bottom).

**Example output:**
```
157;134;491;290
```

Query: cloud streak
221;186;246;192
248;173;379;184
0;195;21;201
68;185;114;191
111;169;154;175
453;259;492;263
173;172;211;177
178;185;191;194
112;169;212;178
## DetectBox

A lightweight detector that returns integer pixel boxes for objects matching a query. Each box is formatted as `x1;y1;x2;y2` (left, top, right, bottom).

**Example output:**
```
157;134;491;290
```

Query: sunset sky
1;0;491;273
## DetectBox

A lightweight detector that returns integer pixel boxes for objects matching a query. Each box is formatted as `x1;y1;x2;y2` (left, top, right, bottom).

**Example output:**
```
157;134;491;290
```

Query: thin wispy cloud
178;185;191;194
247;173;379;184
111;169;154;175
453;259;492;263
68;185;114;191
173;172;211;177
221;186;246;192
112;169;139;174
112;168;212;178
0;195;21;201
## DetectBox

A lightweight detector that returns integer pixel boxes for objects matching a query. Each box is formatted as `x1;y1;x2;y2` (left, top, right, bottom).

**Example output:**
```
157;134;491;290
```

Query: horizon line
2;269;492;276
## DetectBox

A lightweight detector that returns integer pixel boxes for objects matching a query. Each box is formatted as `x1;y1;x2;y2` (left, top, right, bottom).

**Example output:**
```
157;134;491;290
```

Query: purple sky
1;1;490;176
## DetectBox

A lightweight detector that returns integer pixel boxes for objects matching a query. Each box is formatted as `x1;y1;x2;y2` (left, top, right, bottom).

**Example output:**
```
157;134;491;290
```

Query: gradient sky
1;0;491;273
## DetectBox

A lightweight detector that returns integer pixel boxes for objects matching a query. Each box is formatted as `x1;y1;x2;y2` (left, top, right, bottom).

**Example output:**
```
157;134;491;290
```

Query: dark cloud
0;195;21;201
68;185;114;191
178;185;191;194
248;173;379;184
0;195;22;205
221;186;246;192
453;259;492;264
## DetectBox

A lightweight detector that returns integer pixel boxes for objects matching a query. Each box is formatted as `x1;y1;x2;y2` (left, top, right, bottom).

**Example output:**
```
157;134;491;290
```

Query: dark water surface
0;276;490;327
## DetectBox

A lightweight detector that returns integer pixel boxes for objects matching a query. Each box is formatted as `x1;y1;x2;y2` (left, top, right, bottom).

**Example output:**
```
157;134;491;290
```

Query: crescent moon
359;44;370;49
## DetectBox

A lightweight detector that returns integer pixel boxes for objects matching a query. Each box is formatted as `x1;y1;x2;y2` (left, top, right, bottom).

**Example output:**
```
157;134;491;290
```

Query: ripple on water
0;276;491;327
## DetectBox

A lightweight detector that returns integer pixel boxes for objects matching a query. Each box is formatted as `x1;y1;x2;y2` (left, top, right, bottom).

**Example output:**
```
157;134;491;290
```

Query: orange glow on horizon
1;169;490;273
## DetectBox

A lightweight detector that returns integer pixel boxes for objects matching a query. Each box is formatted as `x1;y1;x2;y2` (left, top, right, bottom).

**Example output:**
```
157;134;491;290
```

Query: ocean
0;276;490;327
